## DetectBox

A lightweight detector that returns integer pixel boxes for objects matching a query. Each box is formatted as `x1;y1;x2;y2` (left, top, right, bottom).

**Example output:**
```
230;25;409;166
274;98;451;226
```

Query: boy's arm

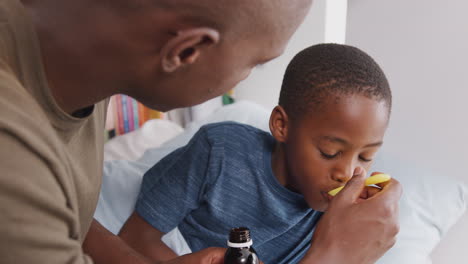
300;169;402;264
113;126;222;261
119;212;178;262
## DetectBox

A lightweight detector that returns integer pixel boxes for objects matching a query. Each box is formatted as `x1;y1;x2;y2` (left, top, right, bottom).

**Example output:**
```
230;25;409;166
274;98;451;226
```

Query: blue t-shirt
136;122;323;264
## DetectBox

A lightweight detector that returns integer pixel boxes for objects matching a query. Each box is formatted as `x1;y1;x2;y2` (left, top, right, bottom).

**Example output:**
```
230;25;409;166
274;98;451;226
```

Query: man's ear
269;105;289;143
160;27;220;73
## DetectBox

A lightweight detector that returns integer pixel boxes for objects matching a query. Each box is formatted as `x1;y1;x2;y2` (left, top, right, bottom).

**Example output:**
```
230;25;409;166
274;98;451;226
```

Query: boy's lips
321;191;334;202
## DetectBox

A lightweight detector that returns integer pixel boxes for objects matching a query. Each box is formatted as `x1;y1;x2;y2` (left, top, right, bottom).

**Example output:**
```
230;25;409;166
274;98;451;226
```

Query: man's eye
321;151;339;159
359;156;373;162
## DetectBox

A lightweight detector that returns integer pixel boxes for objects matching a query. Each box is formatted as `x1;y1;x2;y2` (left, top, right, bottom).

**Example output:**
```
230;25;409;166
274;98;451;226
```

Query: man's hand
302;167;403;264
358;171;390;200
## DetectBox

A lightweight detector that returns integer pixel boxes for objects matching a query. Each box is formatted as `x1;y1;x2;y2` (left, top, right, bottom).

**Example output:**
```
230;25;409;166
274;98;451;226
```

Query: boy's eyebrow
364;141;384;148
321;136;383;148
322;136;348;145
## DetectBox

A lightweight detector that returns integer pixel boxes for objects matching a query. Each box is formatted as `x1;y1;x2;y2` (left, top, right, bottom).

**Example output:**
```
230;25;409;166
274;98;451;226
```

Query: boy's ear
269;105;289;143
160;27;220;73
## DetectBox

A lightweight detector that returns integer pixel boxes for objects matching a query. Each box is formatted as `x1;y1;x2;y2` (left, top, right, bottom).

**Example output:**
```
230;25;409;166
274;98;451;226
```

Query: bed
95;100;468;264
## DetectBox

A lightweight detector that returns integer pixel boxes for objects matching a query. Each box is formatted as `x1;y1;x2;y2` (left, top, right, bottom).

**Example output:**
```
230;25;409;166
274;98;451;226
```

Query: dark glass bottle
224;227;259;264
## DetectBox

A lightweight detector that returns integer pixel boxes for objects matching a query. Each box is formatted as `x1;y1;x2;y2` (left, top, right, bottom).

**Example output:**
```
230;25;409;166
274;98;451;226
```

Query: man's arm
83;219;155;264
0;132;93;264
300;168;402;264
118;212;178;262
84;219;226;264
0;129;160;264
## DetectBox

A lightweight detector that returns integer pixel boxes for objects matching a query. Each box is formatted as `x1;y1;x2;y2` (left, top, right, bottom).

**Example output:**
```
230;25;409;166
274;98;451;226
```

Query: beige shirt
0;0;107;263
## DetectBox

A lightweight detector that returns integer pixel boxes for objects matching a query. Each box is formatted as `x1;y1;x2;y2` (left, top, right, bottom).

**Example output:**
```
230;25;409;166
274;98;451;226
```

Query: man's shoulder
0;65;62;154
0;65;47;121
1;65;36;107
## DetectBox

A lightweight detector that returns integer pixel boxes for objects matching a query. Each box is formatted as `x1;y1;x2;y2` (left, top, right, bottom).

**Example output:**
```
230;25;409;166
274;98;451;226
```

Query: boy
119;43;392;263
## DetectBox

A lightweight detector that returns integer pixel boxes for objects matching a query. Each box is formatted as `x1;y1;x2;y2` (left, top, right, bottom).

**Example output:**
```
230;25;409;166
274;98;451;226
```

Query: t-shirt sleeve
135;127;222;233
0;132;93;264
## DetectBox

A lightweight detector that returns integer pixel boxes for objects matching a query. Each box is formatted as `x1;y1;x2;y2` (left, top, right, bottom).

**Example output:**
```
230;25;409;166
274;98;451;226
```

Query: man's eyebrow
257;56;276;66
321;136;383;148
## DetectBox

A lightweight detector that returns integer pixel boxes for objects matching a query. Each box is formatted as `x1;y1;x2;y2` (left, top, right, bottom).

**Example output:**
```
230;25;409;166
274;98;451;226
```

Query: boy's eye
320;150;339;159
359;156;373;162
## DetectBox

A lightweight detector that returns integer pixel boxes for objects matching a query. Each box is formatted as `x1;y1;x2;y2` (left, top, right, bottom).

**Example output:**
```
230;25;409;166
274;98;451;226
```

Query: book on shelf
105;92;235;140
105;94;164;139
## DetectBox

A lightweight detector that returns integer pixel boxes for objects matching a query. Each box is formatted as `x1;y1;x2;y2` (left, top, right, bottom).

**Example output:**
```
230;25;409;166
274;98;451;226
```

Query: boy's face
274;94;389;212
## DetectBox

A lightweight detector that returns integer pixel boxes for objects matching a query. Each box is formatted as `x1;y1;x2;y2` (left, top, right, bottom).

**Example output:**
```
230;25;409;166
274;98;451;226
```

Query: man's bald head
23;0;313;113
110;0;312;40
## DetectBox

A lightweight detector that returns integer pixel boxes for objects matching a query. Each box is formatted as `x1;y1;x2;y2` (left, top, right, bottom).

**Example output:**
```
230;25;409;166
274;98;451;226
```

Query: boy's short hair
279;43;391;117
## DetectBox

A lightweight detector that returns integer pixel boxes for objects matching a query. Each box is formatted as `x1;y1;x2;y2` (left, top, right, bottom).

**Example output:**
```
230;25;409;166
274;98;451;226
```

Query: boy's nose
331;167;354;183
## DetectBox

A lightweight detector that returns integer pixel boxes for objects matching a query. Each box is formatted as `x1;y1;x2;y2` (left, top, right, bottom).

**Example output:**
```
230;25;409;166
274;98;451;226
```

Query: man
0;0;402;263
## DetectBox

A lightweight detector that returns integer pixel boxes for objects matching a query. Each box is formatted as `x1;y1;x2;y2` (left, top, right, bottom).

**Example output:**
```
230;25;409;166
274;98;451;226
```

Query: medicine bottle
224;227;259;264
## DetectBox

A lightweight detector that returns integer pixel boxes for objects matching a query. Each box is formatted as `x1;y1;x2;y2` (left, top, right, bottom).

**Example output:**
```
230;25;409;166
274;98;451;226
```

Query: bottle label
227;240;253;248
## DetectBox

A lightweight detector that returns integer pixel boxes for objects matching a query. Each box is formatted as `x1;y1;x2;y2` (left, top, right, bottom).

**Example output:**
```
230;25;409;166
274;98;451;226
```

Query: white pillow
372;152;468;264
104;119;183;162
95;100;468;263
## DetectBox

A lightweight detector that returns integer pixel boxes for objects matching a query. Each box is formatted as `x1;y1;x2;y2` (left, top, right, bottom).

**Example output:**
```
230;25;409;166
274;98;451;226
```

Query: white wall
235;0;350;109
324;0;348;44
346;0;468;183
346;0;468;263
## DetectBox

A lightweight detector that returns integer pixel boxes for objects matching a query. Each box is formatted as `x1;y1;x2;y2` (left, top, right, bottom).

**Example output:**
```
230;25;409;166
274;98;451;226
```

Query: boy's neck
271;142;298;192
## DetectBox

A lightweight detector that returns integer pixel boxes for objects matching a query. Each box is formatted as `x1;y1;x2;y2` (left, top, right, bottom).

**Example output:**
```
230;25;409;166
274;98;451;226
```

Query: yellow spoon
328;173;391;196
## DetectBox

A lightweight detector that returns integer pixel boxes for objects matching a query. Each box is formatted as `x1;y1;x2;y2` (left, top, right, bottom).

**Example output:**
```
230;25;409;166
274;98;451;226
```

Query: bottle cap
227;239;253;248
227;227;252;248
